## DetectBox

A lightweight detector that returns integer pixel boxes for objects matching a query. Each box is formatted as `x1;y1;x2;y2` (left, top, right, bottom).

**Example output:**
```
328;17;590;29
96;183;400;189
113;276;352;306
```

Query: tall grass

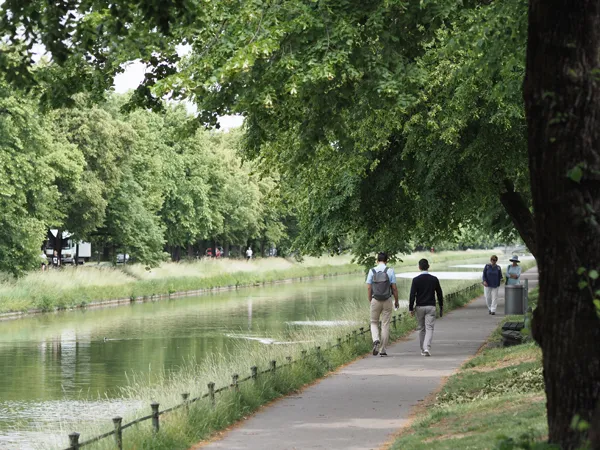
44;282;482;450
0;256;360;315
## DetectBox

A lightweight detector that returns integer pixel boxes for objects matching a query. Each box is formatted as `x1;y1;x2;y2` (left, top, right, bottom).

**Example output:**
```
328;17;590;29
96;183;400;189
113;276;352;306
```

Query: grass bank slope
389;291;554;450
0;256;359;315
0;250;499;316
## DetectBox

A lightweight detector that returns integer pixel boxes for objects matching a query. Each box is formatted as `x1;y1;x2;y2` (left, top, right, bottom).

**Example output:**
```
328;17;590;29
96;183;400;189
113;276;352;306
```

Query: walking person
409;258;443;357
40;250;48;271
506;255;521;285
366;252;399;357
246;246;253;261
51;249;61;269
482;254;503;314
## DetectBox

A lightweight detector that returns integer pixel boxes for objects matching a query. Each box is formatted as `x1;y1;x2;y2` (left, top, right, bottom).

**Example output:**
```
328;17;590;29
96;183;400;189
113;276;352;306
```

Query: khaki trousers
416;305;436;352
370;298;393;353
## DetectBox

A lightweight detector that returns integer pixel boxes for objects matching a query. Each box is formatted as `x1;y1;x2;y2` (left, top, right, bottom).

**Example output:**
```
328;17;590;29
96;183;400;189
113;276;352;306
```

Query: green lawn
390;292;557;450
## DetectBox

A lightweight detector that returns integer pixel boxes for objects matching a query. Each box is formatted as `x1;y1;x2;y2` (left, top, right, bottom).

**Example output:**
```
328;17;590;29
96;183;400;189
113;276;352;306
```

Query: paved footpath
200;268;539;450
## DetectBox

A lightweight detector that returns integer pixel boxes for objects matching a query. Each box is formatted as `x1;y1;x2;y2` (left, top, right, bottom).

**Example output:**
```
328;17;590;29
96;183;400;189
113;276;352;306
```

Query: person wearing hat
506;255;522;285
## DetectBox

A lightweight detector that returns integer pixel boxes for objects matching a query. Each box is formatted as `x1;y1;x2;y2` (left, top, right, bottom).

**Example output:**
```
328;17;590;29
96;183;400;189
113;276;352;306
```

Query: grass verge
0;256;362;315
51;283;482;450
389;288;555;450
0;249;503;317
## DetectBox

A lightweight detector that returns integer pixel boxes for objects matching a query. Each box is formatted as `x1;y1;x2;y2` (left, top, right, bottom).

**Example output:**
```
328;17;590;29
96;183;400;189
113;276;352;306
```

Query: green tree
48;102;131;254
160;118;216;256
208;130;263;250
0;87;75;275
2;1;599;447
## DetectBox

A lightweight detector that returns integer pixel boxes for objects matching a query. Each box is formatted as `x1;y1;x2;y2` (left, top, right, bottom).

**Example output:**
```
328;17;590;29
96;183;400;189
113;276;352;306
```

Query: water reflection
397;271;483;280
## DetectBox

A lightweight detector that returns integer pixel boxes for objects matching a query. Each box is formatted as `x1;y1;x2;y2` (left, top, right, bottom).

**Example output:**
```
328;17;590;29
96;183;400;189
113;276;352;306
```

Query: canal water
0;258;490;449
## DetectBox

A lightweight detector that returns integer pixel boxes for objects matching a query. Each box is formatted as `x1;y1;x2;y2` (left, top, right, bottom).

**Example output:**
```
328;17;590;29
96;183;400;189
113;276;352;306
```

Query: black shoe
489;310;492;315
372;340;380;356
491;312;496;315
380;352;388;357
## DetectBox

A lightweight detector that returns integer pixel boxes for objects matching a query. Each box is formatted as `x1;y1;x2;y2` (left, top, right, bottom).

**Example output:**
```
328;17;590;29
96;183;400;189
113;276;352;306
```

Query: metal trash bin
505;284;525;315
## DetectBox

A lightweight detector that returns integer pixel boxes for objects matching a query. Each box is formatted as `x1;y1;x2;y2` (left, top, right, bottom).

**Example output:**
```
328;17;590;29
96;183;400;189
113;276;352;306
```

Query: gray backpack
371;267;391;300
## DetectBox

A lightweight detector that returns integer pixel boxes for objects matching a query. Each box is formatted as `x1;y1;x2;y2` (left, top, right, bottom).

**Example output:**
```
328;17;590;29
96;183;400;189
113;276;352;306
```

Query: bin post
505;284;525;315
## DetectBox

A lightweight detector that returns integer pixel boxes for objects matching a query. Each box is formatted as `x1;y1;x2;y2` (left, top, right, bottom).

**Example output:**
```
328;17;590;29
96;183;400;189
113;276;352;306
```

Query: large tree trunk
524;1;600;448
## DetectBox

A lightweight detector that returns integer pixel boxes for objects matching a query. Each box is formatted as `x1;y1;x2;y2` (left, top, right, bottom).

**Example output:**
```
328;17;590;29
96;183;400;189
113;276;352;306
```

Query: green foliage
0;86;298;273
0;0;533;262
0;86;65;275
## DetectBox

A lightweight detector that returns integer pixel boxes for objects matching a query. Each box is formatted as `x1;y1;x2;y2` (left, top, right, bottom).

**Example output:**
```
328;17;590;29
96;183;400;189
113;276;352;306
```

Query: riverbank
389;289;547;450
0;249;498;319
48;282;484;450
0;256;360;317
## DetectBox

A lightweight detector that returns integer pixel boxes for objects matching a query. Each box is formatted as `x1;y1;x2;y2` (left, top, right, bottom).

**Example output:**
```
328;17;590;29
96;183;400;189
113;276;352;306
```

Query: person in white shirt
246;246;253;261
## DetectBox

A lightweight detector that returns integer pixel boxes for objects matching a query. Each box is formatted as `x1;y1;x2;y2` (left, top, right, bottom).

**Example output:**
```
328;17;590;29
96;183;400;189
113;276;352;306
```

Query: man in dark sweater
409;258;444;357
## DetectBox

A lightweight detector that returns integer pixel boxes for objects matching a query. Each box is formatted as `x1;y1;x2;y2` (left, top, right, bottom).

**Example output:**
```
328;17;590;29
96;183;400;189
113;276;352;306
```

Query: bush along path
61;283;482;450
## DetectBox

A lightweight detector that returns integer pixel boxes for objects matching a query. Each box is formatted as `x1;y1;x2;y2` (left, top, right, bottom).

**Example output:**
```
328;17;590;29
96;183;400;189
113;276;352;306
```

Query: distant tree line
0;90;295;276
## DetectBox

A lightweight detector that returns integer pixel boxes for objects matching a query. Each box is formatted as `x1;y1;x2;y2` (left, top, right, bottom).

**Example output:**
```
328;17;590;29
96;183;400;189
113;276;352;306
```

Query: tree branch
499;180;537;257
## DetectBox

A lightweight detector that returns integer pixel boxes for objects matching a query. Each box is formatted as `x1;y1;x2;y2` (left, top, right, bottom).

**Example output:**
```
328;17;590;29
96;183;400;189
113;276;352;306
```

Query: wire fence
61;282;482;450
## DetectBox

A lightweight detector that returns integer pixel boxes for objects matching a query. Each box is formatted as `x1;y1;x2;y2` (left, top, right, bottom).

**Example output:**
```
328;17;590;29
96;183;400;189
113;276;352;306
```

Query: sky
113;61;244;131
30;38;244;131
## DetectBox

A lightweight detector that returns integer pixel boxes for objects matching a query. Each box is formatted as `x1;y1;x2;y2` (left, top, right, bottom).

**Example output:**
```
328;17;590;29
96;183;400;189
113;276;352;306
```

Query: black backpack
371;267;392;300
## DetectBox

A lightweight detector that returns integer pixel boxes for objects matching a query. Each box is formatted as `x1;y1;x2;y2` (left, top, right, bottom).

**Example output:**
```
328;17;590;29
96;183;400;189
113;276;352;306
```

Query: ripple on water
286;320;361;327
226;334;312;345
397;271;483;280
0;398;144;450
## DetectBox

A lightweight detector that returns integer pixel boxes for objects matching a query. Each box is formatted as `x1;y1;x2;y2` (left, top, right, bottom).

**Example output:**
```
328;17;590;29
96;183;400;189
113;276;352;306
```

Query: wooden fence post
353;330;357;342
251;366;258;380
151;402;160;433
208;382;215;407
68;432;80;450
112;417;122;450
337;337;342;347
232;374;239;391
270;360;277;373
360;327;365;338
182;393;190;413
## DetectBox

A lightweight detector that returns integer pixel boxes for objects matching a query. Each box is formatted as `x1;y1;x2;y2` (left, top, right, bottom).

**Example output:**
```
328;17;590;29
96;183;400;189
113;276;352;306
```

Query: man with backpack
366;252;399;357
